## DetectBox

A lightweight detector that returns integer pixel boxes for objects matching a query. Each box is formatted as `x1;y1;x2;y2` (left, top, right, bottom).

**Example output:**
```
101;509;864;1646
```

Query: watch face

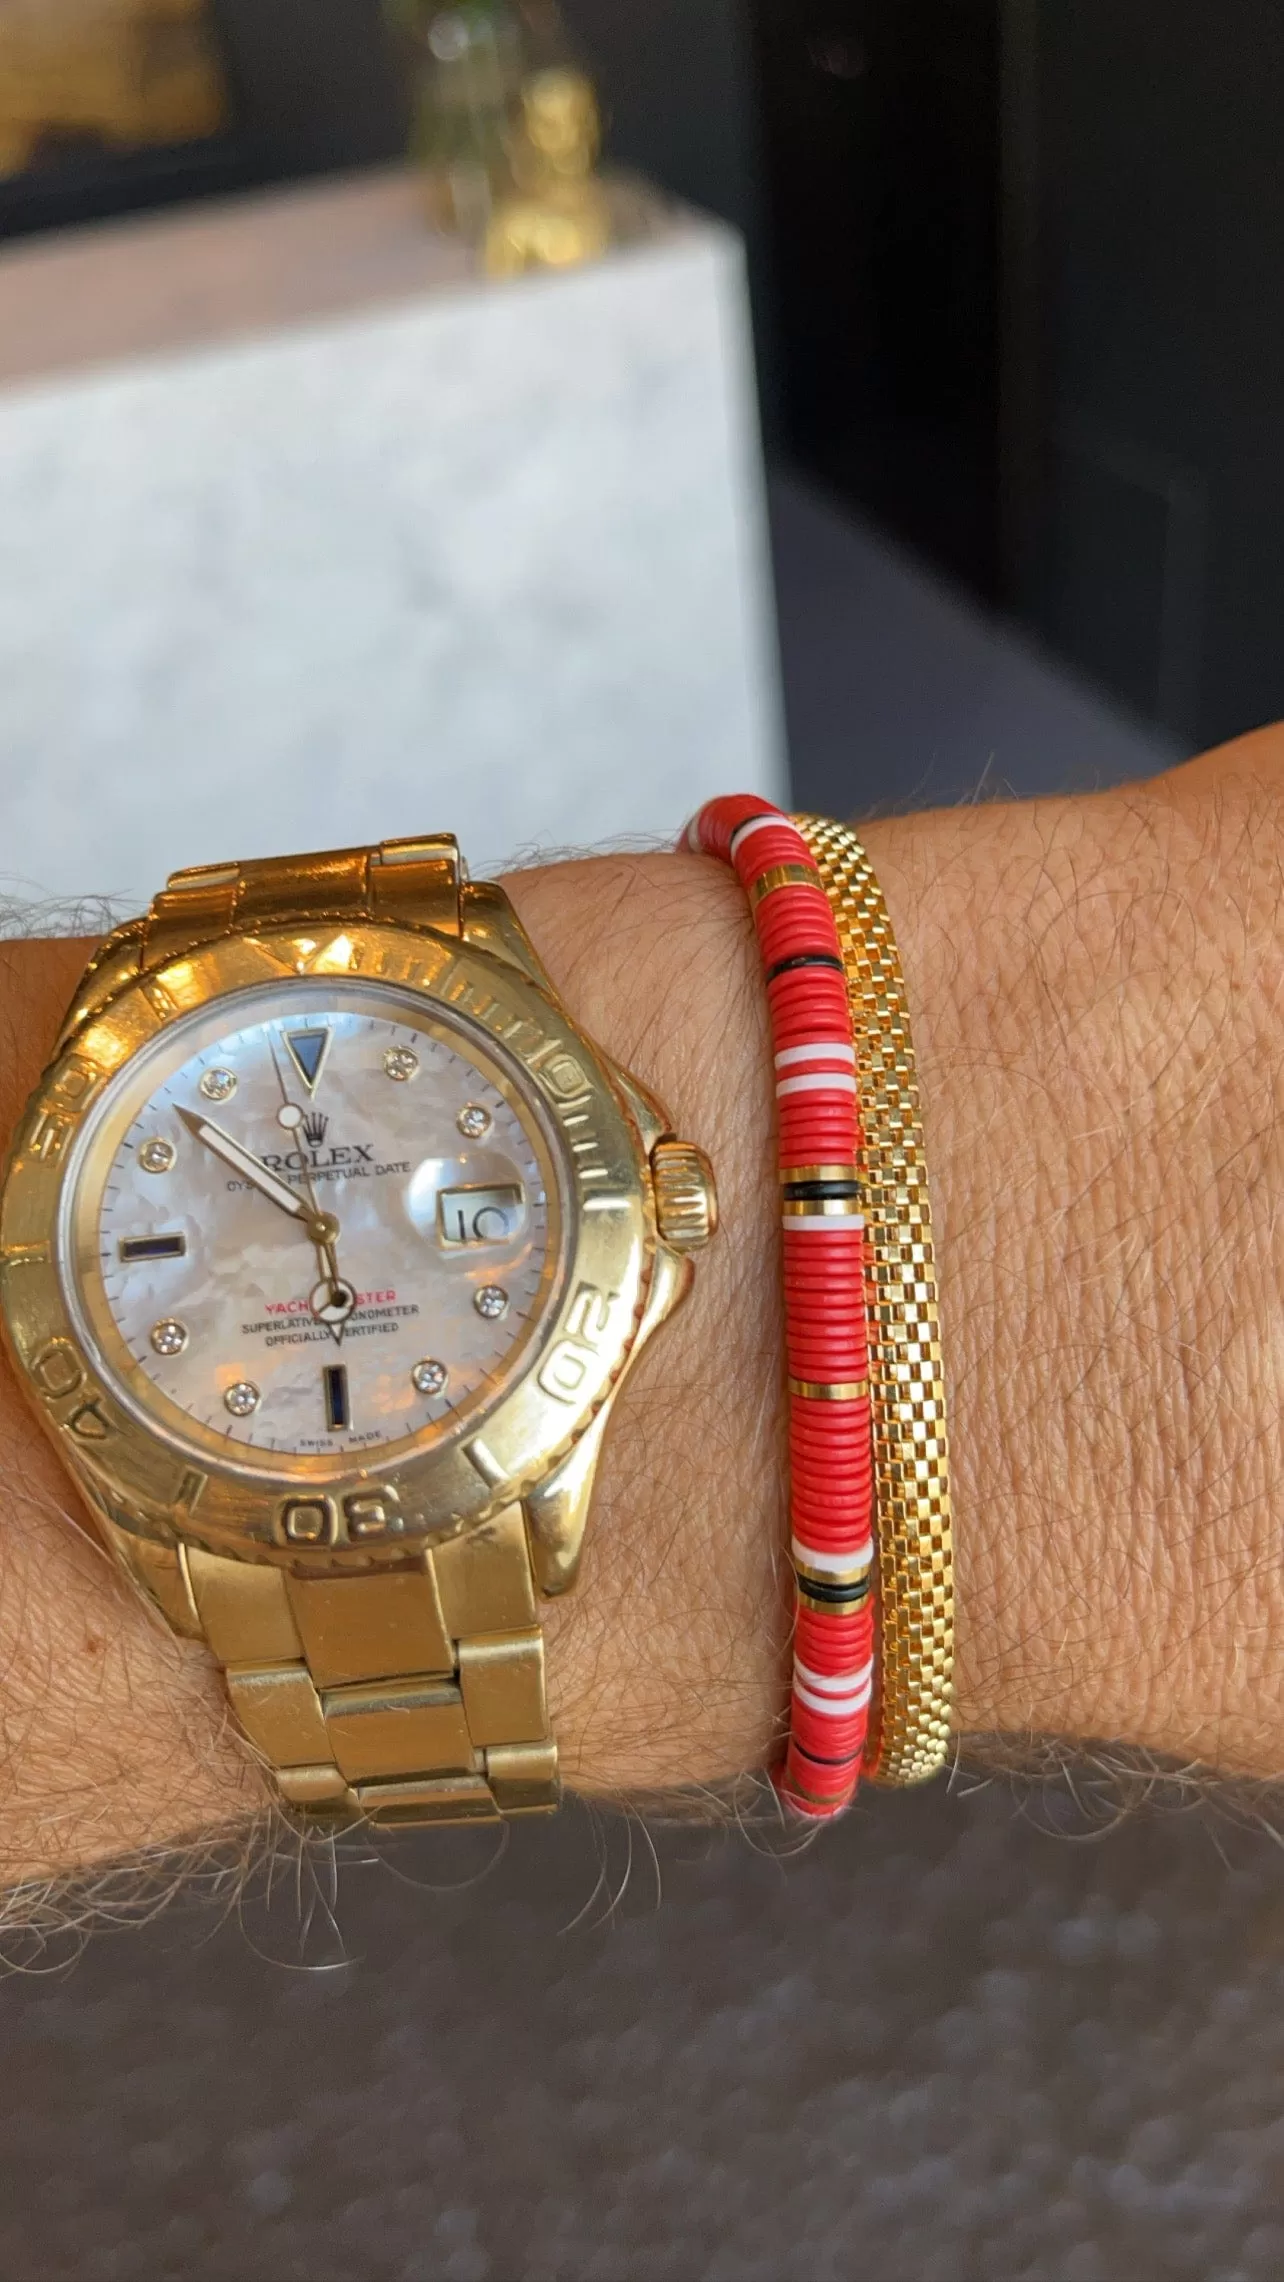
59;981;566;1472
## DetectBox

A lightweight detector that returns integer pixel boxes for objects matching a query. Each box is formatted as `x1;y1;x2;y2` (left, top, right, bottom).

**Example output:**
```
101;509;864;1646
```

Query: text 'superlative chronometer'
0;837;716;1827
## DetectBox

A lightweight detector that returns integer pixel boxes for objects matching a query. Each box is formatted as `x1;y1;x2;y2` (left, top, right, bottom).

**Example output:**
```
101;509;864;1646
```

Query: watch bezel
0;918;654;1569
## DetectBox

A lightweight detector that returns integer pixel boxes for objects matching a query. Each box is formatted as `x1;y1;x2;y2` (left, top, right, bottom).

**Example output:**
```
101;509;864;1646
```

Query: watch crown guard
652;1140;718;1253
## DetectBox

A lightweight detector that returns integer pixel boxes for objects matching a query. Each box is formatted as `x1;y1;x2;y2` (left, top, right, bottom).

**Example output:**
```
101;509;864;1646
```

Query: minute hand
177;1107;314;1226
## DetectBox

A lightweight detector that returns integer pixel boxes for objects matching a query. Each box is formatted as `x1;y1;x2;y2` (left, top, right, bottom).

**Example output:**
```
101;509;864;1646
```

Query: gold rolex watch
0;837;716;1827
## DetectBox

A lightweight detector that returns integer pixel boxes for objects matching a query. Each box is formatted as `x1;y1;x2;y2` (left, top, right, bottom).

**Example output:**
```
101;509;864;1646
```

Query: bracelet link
138;835;465;972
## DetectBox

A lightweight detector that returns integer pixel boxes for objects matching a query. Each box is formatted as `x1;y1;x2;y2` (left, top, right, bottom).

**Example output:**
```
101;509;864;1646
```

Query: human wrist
555;763;1284;1786
866;750;1284;1774
0;863;785;1876
502;854;787;1795
2;755;1282;1885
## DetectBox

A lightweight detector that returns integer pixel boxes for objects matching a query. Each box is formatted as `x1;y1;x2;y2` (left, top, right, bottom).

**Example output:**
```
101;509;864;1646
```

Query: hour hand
177;1106;312;1226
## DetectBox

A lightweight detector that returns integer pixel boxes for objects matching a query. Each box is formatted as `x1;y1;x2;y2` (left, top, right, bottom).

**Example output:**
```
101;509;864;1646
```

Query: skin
2;728;1284;1886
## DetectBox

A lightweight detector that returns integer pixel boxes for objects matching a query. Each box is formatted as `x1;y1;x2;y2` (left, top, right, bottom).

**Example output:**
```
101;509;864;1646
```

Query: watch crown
652;1140;718;1253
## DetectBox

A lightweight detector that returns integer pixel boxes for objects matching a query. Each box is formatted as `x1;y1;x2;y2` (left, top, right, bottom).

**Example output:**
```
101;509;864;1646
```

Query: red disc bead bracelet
685;794;875;1818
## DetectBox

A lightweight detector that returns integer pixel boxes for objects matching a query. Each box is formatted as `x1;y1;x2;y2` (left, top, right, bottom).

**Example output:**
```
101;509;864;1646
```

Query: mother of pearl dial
62;982;563;1465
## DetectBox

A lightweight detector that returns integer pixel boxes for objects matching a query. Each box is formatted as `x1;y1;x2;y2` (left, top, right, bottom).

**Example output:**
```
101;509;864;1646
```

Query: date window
438;1184;524;1247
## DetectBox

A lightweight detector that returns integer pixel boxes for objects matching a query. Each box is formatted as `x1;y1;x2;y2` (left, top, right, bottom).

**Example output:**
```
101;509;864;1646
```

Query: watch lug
462;882;558;992
636;1236;695;1351
95;1509;204;1639
525;1402;612;1595
607;1061;672;1157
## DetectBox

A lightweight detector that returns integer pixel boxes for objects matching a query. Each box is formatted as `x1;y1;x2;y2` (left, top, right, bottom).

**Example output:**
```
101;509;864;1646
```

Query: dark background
6;7;1284;2277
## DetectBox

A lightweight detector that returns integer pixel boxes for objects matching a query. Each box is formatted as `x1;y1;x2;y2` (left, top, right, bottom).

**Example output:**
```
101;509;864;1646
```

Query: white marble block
0;170;784;910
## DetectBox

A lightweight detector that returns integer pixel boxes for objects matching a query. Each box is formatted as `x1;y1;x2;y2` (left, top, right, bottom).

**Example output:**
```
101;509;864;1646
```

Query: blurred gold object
402;1;522;241
0;0;225;178
484;66;611;277
389;3;610;275
515;63;599;181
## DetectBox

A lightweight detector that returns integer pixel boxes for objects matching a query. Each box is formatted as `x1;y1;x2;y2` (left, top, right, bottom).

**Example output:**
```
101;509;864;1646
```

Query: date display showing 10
438;1184;524;1247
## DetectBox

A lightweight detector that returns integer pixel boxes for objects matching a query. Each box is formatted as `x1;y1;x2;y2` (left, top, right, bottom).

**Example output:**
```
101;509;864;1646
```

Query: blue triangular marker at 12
284;1029;330;1093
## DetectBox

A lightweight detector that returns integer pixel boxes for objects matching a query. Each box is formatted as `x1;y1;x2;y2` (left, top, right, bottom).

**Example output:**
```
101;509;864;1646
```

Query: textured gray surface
1;488;1258;2282
3;1785;1284;2281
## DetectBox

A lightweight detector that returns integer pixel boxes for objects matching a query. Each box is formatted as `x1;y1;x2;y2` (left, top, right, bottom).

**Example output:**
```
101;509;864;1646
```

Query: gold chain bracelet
794;816;954;1784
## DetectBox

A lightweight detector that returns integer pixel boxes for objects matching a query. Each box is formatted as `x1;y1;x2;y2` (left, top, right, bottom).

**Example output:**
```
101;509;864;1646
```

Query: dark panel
217;0;407;175
1036;425;1205;734
562;0;777;423
563;0;762;246
751;0;1001;593
1015;1;1284;746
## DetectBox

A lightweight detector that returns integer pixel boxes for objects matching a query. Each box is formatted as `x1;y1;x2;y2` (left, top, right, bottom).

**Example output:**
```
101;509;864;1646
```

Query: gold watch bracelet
74;838;559;1830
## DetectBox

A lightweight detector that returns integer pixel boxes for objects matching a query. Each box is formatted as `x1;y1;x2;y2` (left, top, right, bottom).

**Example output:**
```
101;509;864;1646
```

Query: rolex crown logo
301;1110;329;1148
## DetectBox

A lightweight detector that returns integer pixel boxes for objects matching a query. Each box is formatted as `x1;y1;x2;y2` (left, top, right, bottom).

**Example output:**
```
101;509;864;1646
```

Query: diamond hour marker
475;1286;508;1321
139;1137;175;1174
224;1381;260;1418
458;1104;491;1140
150;1319;187;1358
413;1358;448;1396
384;1048;419;1083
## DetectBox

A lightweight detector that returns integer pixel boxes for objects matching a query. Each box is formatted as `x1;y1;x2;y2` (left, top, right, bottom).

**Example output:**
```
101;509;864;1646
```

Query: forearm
538;736;1284;1788
2;735;1283;1885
